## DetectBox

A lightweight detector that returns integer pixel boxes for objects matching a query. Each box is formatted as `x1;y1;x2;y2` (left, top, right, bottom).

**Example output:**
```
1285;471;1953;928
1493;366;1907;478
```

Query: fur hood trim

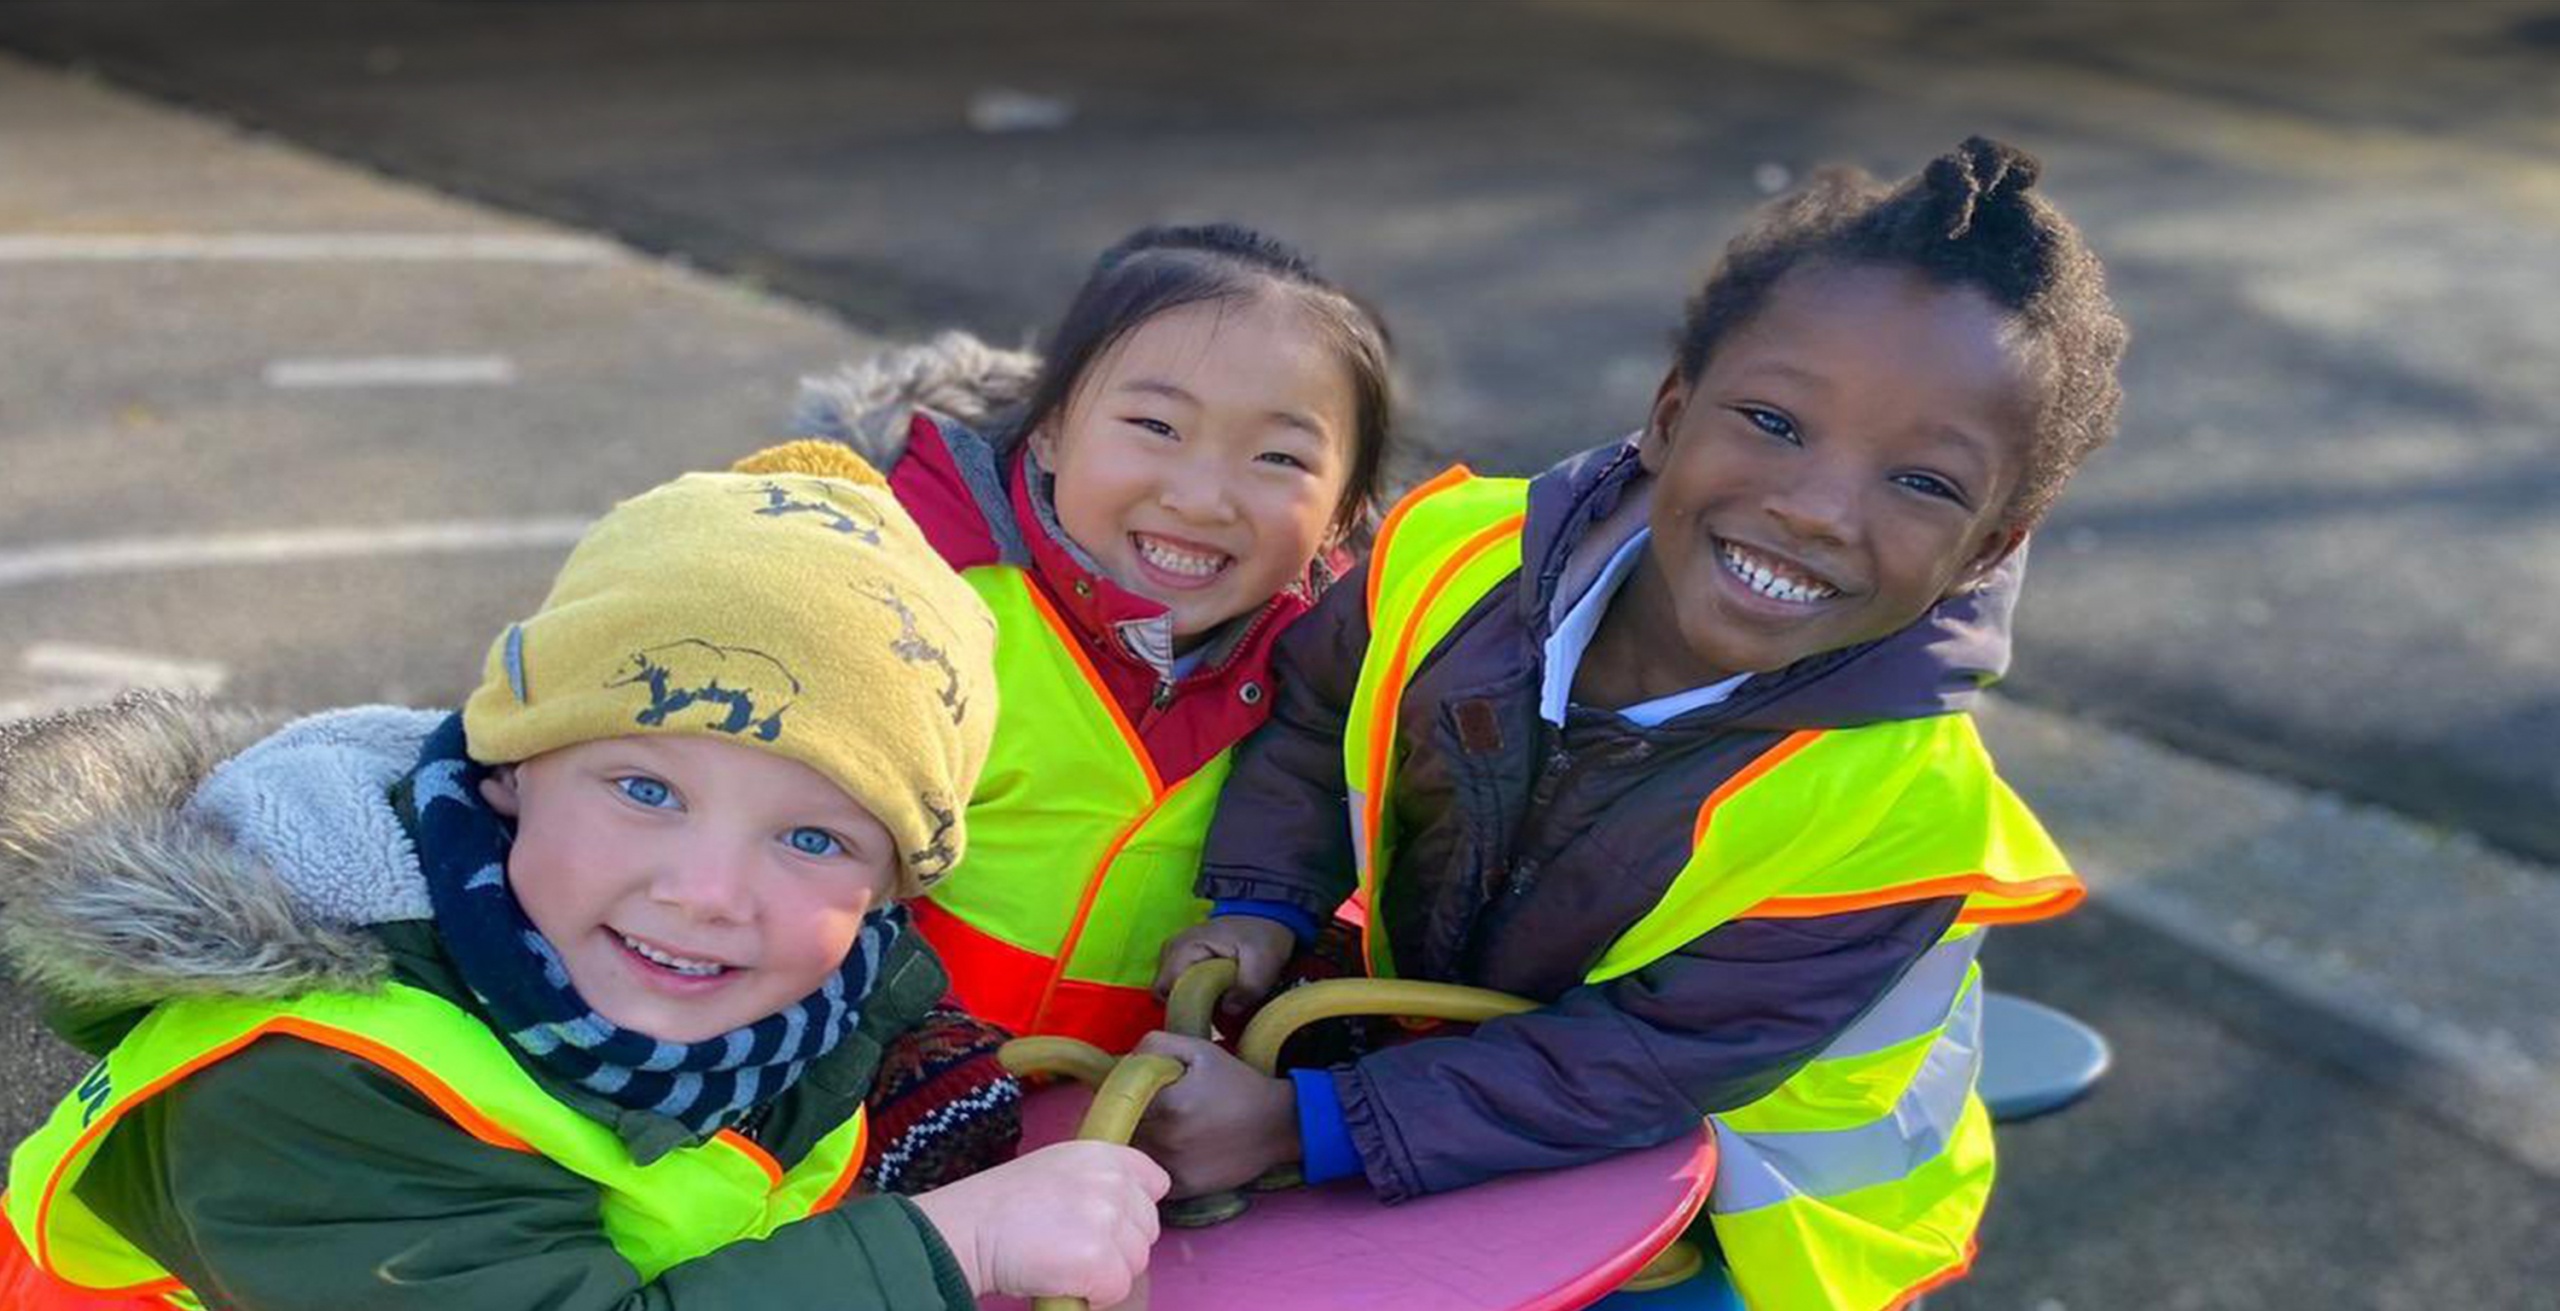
0;692;394;1009
793;330;1042;470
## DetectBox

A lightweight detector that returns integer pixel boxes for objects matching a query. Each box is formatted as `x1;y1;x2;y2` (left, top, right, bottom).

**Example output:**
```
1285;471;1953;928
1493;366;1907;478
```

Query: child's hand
1130;1032;1301;1197
909;1139;1168;1307
1153;916;1298;1016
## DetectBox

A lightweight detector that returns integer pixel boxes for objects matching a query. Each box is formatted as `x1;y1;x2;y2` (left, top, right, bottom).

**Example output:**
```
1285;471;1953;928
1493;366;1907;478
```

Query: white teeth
1719;543;1840;604
1135;535;1228;578
620;933;726;976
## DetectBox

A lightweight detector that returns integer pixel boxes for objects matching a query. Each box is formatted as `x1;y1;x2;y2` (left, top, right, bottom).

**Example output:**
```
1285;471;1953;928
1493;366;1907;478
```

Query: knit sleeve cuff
1214;898;1321;946
885;1195;978;1308
1290;1068;1363;1186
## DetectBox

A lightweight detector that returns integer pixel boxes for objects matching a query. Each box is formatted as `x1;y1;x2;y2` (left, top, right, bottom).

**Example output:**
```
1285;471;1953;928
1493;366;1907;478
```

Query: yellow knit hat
462;444;997;895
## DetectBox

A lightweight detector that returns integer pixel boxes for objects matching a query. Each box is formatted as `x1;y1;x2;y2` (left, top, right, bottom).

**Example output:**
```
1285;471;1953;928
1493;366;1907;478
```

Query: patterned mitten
860;999;1024;1195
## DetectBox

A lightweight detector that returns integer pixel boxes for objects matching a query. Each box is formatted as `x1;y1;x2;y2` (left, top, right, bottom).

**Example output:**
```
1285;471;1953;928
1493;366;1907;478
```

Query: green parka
0;694;973;1310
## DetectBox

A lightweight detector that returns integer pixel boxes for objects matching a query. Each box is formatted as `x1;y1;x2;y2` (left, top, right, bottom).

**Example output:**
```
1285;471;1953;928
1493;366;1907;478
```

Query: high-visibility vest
2;984;870;1310
912;564;1227;1053
1342;466;2084;1311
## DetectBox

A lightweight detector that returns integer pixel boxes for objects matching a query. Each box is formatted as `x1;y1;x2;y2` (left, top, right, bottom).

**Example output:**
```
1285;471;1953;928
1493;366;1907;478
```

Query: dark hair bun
1920;136;2043;241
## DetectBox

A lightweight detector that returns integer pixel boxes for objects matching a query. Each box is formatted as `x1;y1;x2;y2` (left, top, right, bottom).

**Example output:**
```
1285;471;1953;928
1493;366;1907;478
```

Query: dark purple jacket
1198;439;2025;1202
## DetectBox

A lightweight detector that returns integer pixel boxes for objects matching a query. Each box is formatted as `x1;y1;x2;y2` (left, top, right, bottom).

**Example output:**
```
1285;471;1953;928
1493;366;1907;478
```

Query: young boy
1139;138;2127;1310
0;453;1166;1309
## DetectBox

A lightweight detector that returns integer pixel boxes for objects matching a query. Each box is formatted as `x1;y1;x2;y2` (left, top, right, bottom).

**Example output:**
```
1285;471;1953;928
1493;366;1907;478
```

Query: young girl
791;224;1394;1054
1139;139;2128;1310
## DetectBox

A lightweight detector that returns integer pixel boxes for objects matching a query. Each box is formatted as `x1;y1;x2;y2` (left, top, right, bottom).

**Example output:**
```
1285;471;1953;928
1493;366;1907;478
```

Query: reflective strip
1747;873;2084;925
28;1014;539;1289
0;1213;190;1310
1341;469;1531;979
10;989;870;1293
910;552;1229;1042
1033;798;1169;1030
1689;730;1826;847
1601;717;2083;982
1708;979;1982;1214
711;1131;783;1191
1365;465;1477;623
1711;1104;1992;1311
910;898;1167;1048
1016;575;1162;796
1345;785;1374;896
1354;513;1524;976
1718;941;1978;1135
1824;932;1983;1062
809;1112;873;1212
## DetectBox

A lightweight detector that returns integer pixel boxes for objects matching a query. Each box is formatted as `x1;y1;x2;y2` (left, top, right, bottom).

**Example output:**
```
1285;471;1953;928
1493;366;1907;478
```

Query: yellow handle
1020;959;1244;1311
1233;976;1702;1295
1235;977;1536;1075
1024;1053;1187;1311
1162;955;1238;1038
1017;966;1544;1310
1068;1053;1186;1145
997;1034;1118;1087
997;957;1237;1085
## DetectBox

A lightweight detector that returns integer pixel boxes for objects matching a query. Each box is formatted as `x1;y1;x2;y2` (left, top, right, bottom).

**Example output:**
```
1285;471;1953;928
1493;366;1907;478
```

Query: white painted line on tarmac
23;641;228;693
264;355;518;388
0;233;623;263
0;518;592;591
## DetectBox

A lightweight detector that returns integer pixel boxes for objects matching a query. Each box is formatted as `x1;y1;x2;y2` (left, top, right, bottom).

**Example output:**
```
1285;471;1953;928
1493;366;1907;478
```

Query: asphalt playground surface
8;0;2559;866
3;4;2559;1307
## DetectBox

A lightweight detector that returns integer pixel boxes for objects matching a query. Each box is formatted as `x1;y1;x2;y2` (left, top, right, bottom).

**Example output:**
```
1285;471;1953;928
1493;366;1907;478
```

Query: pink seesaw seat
984;1083;1716;1311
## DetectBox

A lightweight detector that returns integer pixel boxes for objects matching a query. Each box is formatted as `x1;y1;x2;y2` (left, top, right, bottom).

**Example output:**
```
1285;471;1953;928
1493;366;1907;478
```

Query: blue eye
1894;471;1968;505
615;776;675;808
786;827;845;857
1737;407;1799;443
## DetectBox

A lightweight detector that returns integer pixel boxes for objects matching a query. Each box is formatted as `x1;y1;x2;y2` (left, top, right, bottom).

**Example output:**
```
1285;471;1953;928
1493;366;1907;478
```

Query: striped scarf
409;714;896;1138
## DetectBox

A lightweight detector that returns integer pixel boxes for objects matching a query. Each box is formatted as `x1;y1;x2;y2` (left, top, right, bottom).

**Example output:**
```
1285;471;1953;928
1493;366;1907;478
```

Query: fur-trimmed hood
793;330;1040;471
0;693;440;1019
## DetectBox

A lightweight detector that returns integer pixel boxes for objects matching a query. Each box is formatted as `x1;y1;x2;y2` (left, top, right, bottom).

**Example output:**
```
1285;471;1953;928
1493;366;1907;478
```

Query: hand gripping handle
1232;977;1703;1291
996;959;1235;1311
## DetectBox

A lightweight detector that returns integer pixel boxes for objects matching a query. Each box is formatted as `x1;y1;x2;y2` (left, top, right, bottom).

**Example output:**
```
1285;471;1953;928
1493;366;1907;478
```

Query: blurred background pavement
2;4;2556;1306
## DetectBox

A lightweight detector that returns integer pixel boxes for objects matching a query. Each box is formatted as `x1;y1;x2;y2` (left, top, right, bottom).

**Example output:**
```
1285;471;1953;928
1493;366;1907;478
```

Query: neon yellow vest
4;984;869;1306
1342;466;2083;1311
914;565;1226;1052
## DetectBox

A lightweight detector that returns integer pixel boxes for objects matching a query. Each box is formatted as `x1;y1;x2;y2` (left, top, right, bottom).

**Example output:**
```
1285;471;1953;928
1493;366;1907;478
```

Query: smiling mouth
1131;533;1233;584
1717;539;1843;605
616;930;735;978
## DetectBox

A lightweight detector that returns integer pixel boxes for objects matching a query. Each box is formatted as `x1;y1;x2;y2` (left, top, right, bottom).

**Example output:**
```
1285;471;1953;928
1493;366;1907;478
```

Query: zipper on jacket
1135;584;1287;736
1504;855;1542;899
1509;740;1579;901
1528;742;1576;809
1135;678;1178;735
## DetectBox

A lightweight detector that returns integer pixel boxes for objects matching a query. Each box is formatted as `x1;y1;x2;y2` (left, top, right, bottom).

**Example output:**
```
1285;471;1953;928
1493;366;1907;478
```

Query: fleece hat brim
462;449;997;896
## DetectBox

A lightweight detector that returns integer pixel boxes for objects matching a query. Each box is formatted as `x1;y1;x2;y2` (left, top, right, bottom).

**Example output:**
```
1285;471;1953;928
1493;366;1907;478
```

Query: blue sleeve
1288;1068;1363;1185
1212;898;1320;947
